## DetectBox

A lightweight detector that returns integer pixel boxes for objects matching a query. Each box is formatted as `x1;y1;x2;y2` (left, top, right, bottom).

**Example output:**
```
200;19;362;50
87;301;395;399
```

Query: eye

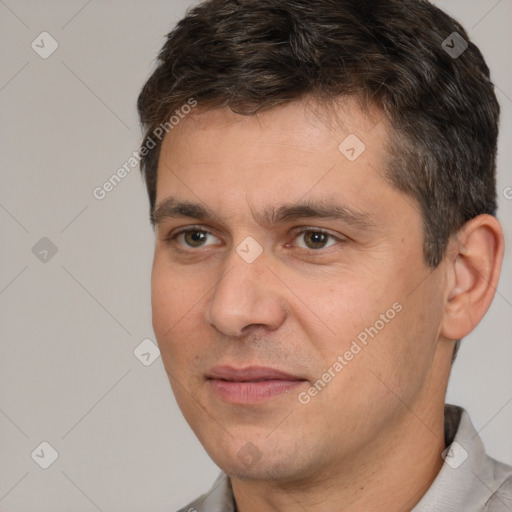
292;229;342;250
166;226;221;248
163;226;344;252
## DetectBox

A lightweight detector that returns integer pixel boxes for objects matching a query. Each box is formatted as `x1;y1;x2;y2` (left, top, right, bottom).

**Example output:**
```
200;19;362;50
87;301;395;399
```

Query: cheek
306;273;409;372
359;278;444;396
151;268;174;342
150;258;203;364
151;251;201;323
314;280;385;340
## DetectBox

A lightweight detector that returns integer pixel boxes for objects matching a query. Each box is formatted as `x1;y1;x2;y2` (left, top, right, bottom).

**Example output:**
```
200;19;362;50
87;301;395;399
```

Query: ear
441;214;504;340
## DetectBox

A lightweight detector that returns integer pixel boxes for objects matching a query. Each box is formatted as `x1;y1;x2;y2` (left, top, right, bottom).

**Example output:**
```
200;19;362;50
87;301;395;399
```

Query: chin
223;460;295;482
208;441;311;483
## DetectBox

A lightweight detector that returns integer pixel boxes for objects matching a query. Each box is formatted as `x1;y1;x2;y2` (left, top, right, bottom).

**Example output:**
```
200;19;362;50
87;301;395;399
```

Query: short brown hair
137;0;500;271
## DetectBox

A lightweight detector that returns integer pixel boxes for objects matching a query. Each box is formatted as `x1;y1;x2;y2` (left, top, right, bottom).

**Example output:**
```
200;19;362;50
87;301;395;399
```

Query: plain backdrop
0;1;511;510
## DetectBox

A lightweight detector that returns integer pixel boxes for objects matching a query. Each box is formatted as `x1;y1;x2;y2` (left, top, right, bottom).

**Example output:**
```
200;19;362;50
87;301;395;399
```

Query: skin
150;97;504;511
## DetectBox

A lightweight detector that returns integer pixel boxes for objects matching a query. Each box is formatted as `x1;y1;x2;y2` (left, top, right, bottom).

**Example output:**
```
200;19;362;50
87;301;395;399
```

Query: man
137;0;512;510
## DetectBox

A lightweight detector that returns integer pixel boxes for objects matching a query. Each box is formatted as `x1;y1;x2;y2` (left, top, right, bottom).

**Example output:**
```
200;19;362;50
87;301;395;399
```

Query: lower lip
208;379;305;404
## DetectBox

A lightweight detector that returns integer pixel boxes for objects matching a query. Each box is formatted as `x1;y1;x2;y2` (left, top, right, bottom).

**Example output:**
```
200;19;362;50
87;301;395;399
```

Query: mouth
206;365;308;404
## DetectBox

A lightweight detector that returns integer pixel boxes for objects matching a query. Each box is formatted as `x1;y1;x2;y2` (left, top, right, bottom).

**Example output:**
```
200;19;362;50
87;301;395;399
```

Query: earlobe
441;214;504;341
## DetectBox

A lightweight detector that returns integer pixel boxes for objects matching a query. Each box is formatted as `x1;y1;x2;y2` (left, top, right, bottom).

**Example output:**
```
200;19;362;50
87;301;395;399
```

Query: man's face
151;98;449;481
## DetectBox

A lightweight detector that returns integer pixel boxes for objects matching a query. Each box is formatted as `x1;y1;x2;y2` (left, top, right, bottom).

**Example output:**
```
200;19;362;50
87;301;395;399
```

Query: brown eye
294;230;339;250
303;231;330;249
167;227;220;249
182;230;209;248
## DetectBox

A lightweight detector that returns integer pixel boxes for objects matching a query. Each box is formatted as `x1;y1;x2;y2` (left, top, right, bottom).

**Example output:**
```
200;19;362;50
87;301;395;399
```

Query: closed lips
206;366;306;382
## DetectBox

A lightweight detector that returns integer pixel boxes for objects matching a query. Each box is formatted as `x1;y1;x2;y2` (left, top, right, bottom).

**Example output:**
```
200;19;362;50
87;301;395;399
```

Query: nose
204;247;288;338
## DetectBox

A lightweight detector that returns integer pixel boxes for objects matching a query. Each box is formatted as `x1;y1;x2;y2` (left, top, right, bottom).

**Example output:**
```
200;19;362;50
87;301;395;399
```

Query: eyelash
163;225;344;252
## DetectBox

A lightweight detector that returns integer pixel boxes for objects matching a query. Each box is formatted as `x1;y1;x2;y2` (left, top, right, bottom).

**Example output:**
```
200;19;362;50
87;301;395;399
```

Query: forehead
154;97;398;222
160;96;387;156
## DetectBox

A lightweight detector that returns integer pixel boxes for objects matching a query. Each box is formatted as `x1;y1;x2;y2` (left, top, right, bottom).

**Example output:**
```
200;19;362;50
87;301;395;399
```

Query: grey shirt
178;404;512;511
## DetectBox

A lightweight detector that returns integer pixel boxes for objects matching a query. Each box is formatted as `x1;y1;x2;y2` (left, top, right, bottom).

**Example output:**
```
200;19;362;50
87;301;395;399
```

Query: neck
231;399;447;512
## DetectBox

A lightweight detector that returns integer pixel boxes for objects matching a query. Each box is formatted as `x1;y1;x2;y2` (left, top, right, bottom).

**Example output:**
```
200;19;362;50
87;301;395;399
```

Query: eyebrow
151;196;376;230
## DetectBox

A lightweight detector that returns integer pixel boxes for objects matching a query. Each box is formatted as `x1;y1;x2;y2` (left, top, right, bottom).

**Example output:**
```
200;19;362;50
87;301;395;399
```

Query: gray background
0;0;510;510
